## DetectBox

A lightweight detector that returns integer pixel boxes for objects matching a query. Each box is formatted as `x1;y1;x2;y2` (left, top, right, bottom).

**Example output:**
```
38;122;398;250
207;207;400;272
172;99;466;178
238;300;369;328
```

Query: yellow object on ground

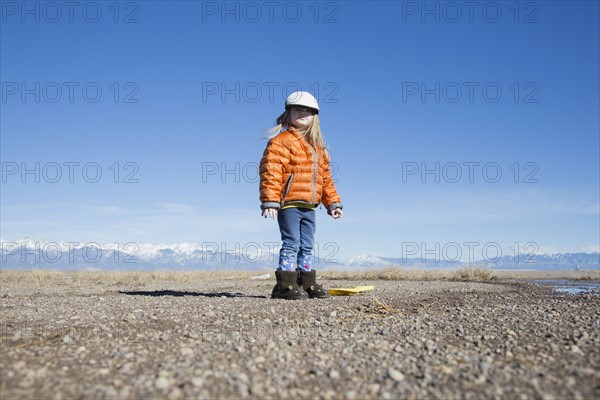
327;285;375;296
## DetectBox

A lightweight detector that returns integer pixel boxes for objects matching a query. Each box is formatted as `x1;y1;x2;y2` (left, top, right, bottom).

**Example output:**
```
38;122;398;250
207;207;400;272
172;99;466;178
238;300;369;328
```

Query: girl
259;91;343;300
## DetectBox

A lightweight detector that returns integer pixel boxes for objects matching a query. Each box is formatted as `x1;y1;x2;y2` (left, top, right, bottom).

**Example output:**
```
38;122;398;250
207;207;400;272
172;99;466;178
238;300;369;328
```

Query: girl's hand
261;208;278;219
331;209;343;219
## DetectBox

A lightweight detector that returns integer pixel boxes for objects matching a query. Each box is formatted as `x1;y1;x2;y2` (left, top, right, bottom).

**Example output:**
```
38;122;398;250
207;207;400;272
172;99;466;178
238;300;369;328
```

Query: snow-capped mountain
0;238;283;271
345;255;393;267
1;238;598;271
477;253;600;270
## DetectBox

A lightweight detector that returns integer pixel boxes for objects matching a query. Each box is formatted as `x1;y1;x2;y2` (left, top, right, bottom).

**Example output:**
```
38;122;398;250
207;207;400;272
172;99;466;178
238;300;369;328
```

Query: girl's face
289;107;316;130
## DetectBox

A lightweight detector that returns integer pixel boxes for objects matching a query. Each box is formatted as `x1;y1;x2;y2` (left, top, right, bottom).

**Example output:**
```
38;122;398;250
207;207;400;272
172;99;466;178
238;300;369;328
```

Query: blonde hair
266;109;326;151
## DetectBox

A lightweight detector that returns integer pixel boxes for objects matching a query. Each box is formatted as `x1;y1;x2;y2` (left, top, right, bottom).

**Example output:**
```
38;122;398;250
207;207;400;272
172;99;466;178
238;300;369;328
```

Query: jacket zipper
281;173;293;205
307;143;318;204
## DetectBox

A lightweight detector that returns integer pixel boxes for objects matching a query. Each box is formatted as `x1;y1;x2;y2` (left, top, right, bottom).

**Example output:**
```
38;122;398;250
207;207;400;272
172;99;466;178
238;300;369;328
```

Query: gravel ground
1;276;599;399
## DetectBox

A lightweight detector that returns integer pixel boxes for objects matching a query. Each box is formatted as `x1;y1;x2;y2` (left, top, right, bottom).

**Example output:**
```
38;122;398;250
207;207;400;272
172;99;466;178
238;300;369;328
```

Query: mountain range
1;238;598;271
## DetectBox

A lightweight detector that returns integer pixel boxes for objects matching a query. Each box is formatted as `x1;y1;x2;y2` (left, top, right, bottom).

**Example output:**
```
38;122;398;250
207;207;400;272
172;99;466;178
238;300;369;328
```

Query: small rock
180;347;194;357
235;382;249;397
369;383;380;394
13;361;26;370
439;365;454;374
191;377;203;387
425;340;436;351
388;368;405;382
184;330;198;339
251;384;265;397
235;372;249;383
155;377;171;390
168;388;184;400
480;362;490;373
329;370;340;380
570;345;584;355
18;379;35;389
62;334;72;344
119;363;134;374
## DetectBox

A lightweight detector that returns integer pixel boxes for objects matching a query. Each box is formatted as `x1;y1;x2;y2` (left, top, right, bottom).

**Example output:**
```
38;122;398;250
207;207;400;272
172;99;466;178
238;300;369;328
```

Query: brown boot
298;269;330;299
271;270;309;300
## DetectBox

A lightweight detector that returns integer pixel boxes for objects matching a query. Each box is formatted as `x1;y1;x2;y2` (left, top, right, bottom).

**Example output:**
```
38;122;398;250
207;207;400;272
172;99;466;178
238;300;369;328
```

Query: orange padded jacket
259;128;343;214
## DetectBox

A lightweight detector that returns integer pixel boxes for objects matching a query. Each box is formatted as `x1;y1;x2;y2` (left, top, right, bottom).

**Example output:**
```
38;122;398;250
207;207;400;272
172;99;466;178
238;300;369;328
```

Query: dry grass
321;267;448;281
0;269;270;288
321;266;499;282
493;269;600;280
450;266;498;281
319;266;599;282
0;266;598;288
571;274;597;281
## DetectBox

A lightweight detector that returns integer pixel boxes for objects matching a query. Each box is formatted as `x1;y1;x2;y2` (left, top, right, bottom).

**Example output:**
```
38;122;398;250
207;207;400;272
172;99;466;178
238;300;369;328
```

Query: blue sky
1;0;599;263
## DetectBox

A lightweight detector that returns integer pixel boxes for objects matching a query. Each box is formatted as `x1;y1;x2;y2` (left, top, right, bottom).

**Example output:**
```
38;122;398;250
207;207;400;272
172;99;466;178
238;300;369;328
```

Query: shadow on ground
119;290;268;299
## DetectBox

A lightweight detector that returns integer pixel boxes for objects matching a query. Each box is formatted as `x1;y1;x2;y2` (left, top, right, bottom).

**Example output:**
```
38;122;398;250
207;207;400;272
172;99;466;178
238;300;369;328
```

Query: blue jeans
277;207;316;271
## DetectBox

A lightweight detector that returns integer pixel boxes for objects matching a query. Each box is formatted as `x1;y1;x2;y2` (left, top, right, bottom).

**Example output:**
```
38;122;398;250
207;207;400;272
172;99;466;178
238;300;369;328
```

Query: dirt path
1;276;599;399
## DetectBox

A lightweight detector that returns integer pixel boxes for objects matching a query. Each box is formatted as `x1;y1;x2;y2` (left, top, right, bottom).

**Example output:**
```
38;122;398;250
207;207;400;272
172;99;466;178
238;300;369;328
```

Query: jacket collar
286;126;309;141
286;126;300;136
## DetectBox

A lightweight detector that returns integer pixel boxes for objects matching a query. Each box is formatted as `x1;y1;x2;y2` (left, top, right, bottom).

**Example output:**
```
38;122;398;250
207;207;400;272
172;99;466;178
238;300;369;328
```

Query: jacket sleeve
321;151;343;214
259;136;290;210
